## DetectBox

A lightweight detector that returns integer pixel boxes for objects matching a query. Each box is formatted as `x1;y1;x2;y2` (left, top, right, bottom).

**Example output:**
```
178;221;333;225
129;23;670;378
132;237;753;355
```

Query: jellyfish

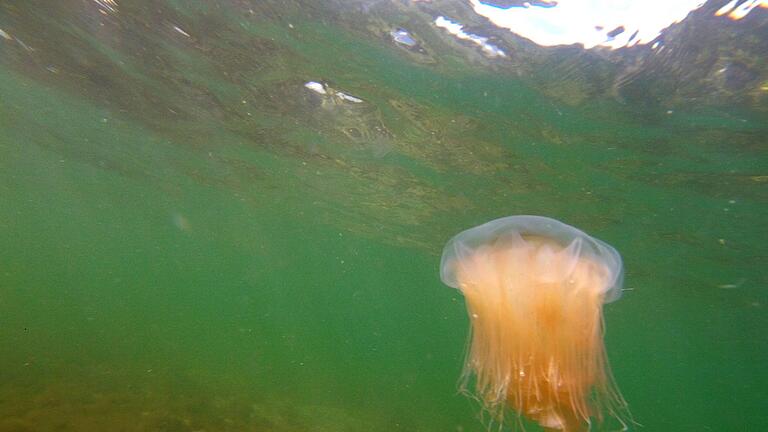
440;216;629;431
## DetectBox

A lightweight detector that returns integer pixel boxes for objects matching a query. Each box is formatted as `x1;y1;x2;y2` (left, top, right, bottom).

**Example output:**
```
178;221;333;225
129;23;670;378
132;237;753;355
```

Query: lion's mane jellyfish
440;216;629;431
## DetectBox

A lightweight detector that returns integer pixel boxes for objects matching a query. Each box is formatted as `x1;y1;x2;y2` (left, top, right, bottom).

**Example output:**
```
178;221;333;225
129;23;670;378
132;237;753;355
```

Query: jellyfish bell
441;215;629;431
441;216;623;301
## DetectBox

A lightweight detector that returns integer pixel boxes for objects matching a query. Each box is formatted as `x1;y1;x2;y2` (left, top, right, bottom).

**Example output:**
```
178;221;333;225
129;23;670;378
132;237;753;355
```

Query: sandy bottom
0;368;372;432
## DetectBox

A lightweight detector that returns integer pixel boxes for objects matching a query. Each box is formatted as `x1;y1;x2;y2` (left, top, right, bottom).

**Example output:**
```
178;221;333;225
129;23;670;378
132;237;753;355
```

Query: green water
1;2;766;431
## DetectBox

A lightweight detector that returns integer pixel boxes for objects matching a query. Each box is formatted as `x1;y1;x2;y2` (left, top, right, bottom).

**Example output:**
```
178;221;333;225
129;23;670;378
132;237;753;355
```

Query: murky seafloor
0;1;766;431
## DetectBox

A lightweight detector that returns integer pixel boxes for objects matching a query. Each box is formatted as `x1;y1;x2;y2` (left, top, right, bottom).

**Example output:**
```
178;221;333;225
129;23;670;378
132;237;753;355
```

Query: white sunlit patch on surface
434;16;507;57
390;29;418;47
716;0;768;20
304;81;365;104
93;0;118;15
468;0;710;49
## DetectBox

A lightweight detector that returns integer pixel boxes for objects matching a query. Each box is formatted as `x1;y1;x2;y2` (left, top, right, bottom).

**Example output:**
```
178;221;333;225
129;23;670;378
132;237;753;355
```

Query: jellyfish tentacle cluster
440;215;630;431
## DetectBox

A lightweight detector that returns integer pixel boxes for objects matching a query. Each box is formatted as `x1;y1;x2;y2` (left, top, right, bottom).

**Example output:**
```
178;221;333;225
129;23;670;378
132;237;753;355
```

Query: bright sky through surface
469;0;768;49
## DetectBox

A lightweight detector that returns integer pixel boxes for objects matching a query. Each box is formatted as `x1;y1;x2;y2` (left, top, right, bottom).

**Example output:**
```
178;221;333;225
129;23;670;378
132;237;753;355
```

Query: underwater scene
0;1;766;431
